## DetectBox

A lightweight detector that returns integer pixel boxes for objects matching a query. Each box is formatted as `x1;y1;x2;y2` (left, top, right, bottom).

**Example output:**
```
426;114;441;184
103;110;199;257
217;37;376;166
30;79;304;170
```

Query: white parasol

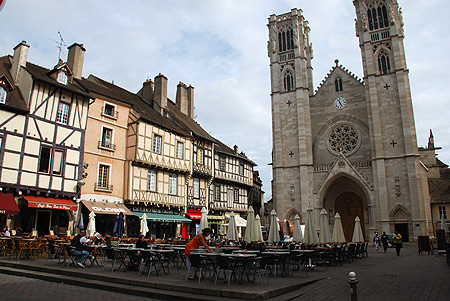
293;214;304;243
140;213;149;237
351;216;364;243
226;211;238;241
331;212;346;243
268;209;280;244
319;209;331;244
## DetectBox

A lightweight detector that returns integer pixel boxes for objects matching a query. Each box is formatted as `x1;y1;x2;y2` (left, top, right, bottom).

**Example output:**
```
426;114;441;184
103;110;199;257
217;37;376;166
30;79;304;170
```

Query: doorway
394;223;409;242
335;192;365;241
36;210;51;236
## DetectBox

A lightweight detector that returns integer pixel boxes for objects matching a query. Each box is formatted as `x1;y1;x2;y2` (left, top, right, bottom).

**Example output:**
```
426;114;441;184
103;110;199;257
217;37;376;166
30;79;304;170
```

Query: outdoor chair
138;251;161;277
310;251;328;271
289;253;308;277
363;242;369;258
261;254;277;276
103;248;121;271
247;256;270;284
159;251;178;274
342;244;356;263
214;255;238;286
64;245;81;267
185;254;207;283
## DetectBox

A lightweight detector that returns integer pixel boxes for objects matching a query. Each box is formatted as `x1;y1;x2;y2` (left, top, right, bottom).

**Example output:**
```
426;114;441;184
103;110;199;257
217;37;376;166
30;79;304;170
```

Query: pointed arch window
278;28;294;52
377;50;391;74
335;77;343;92
367;4;389;31
284;71;295;92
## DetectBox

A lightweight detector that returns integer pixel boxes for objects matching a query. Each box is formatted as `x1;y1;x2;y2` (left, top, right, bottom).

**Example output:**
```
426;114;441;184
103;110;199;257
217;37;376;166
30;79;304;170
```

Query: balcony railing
101;107;118;119
95;183;113;192
98;140;116;151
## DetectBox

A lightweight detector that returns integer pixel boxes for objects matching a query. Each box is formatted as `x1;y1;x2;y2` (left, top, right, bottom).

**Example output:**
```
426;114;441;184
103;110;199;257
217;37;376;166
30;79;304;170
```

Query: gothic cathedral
268;0;432;242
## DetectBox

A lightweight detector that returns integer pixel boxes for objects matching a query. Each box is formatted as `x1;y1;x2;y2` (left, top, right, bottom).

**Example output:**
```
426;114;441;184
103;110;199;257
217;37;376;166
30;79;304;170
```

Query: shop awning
185;209;201;219
0;193;20;215
25;196;77;211
81;200;134;216
133;212;191;223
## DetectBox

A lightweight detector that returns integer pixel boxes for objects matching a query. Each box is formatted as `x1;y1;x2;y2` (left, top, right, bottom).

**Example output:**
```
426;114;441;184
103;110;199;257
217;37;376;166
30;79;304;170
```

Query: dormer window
57;71;68;85
0;86;6;104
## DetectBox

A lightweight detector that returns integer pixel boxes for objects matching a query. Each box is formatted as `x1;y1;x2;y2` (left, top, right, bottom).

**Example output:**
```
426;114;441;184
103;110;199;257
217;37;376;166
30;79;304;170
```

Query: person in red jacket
185;228;212;279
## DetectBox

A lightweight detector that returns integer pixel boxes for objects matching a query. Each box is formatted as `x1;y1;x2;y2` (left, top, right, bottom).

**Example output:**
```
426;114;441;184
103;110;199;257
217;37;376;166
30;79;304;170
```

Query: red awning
185;209;201;220
0;193;20;215
25;196;77;211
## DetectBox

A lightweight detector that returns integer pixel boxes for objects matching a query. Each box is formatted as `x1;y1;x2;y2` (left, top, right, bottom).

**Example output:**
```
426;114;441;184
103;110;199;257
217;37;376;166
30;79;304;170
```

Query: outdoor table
224;253;257;284
261;251;290;276
85;244;106;267
232;250;261;254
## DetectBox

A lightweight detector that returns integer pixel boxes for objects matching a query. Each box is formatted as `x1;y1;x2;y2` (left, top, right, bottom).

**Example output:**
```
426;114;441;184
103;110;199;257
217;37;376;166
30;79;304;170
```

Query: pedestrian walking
380;231;389;253
373;231;381;252
393;230;402;256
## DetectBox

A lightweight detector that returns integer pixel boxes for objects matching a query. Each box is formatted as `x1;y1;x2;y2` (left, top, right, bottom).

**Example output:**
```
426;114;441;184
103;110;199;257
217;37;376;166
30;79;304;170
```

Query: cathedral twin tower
268;0;431;242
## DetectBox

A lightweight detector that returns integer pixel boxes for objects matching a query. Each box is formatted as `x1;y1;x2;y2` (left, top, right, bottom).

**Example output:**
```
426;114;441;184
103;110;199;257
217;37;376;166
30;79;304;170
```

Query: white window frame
196;147;204;165
193;178;200;198
52;149;64;176
176;141;184;159
56;102;70;124
153;134;162;154
103;102;117;118
57;71;68;85
0;86;7;103
219;156;226;171
439;206;447;219
147;169;157;191
214;185;221;201
97;163;111;189
101;126;114;149
169;174;177;195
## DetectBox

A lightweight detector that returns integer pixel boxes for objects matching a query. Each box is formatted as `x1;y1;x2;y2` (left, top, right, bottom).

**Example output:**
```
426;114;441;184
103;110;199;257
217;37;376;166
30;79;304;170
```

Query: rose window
328;125;359;154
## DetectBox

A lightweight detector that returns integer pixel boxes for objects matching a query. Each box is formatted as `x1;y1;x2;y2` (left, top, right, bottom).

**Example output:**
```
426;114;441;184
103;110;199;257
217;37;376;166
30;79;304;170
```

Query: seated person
93;232;106;244
131;235;147;263
15;227;23;237
104;232;112;248
1;227;10;237
70;229;90;268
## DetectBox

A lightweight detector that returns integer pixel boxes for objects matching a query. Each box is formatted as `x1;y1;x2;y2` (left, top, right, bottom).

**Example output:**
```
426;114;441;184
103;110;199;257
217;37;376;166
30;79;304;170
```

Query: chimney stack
187;85;194;119
67;43;86;79
234;145;238;154
11;41;29;84
138;79;154;103
154;73;168;115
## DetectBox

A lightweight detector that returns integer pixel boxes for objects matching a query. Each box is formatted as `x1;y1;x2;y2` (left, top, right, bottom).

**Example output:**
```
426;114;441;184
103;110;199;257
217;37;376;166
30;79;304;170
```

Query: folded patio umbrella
244;206;257;243
86;211;96;237
319;208;331;244
200;207;208;232
140;213;149;237
303;207;319;245
351;216;364;243
113;212;125;238
267;209;280;244
226;211;238;241
331;212;346;243
255;214;263;242
293;214;303;243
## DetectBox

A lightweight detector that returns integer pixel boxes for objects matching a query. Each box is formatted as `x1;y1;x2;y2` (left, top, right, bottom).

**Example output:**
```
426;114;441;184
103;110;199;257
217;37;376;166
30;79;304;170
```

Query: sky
1;0;449;202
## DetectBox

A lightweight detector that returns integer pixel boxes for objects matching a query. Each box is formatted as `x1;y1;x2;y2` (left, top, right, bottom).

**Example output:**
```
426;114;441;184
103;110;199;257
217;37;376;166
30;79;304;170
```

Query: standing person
393;230;402;256
70;229;90;268
185;228;212;280
373;232;381;252
381;231;389;253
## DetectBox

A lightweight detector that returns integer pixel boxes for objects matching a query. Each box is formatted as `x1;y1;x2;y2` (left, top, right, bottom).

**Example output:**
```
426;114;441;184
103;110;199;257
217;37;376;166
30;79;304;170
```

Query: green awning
132;212;191;223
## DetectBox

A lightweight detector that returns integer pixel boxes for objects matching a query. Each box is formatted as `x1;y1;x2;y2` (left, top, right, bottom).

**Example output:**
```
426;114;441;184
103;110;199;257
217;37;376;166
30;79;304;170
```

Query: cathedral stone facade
268;0;432;242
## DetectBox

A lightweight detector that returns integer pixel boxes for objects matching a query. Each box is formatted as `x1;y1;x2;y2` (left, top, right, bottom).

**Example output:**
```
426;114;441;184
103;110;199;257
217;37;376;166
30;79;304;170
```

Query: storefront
19;196;77;236
0;193;20;230
80;200;134;236
208;215;225;239
132;211;191;239
185;209;201;239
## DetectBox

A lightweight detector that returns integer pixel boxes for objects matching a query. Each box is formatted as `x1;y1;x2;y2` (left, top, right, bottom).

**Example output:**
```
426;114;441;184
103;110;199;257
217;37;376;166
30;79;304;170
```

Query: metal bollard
348;271;358;301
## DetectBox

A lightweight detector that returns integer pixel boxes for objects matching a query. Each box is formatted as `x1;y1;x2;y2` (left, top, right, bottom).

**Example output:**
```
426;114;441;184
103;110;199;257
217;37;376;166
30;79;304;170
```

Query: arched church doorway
335;192;365;241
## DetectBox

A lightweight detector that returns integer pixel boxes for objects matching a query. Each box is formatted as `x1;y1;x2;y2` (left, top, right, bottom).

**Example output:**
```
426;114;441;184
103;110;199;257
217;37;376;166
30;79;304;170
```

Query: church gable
313;60;364;98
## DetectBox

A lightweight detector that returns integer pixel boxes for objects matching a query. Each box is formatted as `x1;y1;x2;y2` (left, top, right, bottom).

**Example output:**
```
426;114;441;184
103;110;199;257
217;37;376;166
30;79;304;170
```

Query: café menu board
417;235;433;255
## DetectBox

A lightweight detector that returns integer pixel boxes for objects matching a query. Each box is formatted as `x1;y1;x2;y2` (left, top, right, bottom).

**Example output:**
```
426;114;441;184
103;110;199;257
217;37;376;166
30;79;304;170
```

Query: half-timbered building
0;41;90;236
